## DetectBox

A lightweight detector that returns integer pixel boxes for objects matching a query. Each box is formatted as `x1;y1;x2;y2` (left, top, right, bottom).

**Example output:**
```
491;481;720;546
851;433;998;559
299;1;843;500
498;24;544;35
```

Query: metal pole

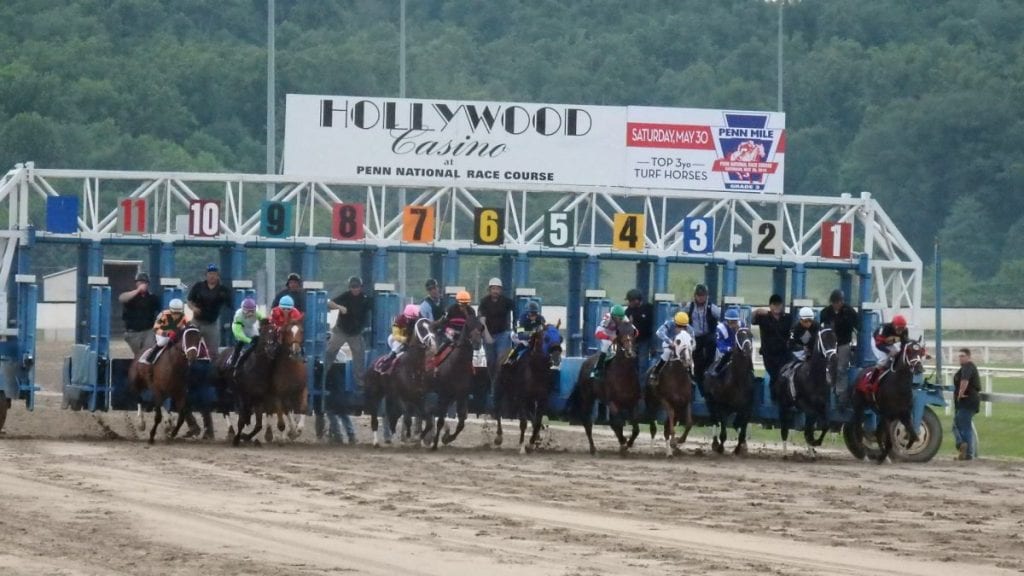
265;0;276;300
934;237;943;384
397;0;408;299
777;0;784;112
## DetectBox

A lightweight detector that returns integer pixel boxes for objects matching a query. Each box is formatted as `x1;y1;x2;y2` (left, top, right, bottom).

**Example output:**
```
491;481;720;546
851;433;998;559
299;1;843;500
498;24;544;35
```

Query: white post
984;372;992;418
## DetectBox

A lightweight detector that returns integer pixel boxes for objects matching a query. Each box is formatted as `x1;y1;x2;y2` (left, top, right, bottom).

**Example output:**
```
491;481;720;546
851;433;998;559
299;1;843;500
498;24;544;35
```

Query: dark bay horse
645;330;695;457
702;327;755;455
265;318;308;442
494;324;563;454
214;319;279;446
851;339;926;463
129;324;205;444
573;320;640;456
365;318;432;447
428;316;484;450
775;328;838;456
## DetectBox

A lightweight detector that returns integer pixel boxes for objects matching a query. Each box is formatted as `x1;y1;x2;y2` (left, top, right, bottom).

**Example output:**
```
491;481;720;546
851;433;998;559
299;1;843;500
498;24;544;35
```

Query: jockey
789;307;820;362
433;290;476;352
871;314;910;378
269;294;304;328
505;301;546;366
143;298;188;363
649;311;694;383
230;297;265;369
589;304;629;378
708;306;743;378
383;304;421;368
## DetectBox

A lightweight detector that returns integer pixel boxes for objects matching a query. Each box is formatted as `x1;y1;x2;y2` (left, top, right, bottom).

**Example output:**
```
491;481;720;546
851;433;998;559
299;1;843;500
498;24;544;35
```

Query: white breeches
155;334;170;347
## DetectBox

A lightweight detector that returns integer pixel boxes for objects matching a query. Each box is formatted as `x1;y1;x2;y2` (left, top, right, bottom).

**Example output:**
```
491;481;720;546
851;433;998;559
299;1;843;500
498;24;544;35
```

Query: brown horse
129;324;205;444
365;318;432;447
494;323;563;454
573;320;640;456
264;318;308;442
428;316;484;450
645;330;695;457
851;339;925;464
213;319;278;446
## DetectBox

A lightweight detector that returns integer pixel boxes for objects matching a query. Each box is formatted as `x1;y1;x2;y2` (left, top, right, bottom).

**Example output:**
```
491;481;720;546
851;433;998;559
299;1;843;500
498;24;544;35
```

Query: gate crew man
326;276;373;390
685;284;720;385
625;289;655;367
479;278;515;383
419;278;445;322
751;294;792;400
272;272;306;313
819;289;859;397
119;272;161;358
187;264;232;352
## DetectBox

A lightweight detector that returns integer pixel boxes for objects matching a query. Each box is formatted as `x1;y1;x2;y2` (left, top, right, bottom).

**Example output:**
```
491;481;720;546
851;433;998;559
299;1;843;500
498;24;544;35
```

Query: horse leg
232;405;248;447
148;403;162;445
874;418;890;464
170;395;190;440
626;414;640;450
581;392;597;456
431;397;448;451
648;419;658;452
716;416;728;455
518;405;528;455
664;405;676;458
779;406;791;455
443;397;469;446
680;401;694;445
901;411;918;449
529;401;544;449
733;411;749;456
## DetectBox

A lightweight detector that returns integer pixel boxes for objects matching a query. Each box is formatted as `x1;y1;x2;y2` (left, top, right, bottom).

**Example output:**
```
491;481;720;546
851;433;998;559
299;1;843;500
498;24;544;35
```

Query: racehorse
644;331;695;457
851;338;926;464
129;324;205;444
494;323;563;454
212;319;278;446
702;327;755;455
427;316;484;450
264;317;308;442
775;328;838;455
365;318;432;447
572;320;640;456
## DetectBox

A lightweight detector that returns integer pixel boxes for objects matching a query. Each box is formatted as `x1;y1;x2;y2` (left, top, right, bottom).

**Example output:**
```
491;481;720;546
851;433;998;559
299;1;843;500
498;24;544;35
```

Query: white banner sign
283;94;624;187
284;94;785;194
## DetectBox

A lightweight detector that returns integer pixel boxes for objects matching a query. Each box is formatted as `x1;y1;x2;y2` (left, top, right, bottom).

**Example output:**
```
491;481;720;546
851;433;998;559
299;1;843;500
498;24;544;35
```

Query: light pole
776;0;783;112
397;0;408;299
265;0;277;299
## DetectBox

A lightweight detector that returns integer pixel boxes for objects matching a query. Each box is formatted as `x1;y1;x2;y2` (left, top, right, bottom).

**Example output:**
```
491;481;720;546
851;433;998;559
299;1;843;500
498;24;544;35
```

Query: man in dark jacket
119;272;161;358
684;284;720;384
953;348;980;460
272;272;306;312
478;278;514;382
187;264;232;351
326;276;373;389
625;288;655;367
751;294;792;398
819;289;859;396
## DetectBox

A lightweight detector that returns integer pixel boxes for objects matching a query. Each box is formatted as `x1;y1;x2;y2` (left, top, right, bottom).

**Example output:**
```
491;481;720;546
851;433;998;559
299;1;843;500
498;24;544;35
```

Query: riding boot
231;341;245;368
648;359;665;386
589;352;607;378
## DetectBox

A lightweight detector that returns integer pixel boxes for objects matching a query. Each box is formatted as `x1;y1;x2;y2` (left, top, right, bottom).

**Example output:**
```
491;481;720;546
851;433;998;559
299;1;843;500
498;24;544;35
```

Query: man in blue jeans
953;348;981;460
479;277;515;384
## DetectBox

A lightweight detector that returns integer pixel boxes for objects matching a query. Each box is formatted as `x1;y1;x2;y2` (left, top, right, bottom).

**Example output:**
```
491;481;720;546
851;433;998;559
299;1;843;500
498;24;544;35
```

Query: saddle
855;368;886;401
137;345;166;365
373;354;400;375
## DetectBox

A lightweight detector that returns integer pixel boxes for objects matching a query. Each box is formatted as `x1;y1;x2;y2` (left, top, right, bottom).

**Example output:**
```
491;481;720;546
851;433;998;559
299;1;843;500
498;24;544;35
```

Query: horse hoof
519;444;527;455
253;439;262;448
232;436;241;447
589;446;597;456
712;443;724;455
442;434;453;446
148;438;155;446
494;435;503;447
734;443;748;457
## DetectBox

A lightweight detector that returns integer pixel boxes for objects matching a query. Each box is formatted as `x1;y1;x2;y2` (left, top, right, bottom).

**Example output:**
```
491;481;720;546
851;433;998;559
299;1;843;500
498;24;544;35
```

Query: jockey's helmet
610;304;626;318
526;301;540;313
488;277;502;288
242;298;257;311
892;314;907;329
724;307;741;322
279;295;295;309
403;304;419;318
169;298;184;312
799;307;814;321
456;290;472;304
287;272;302;283
674;311;689;326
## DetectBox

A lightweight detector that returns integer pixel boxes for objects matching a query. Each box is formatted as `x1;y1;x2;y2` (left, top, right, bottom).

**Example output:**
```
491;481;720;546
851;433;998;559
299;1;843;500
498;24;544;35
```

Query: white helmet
798;307;814;320
488;277;503;288
169;298;184;312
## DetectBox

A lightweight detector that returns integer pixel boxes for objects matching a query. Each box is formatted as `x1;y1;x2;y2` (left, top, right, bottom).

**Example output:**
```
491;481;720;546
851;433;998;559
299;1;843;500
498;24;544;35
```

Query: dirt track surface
2;342;1023;575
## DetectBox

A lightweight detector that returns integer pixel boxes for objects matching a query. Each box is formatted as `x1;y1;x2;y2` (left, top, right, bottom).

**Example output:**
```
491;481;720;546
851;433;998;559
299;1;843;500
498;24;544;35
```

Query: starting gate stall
0;160;944;461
